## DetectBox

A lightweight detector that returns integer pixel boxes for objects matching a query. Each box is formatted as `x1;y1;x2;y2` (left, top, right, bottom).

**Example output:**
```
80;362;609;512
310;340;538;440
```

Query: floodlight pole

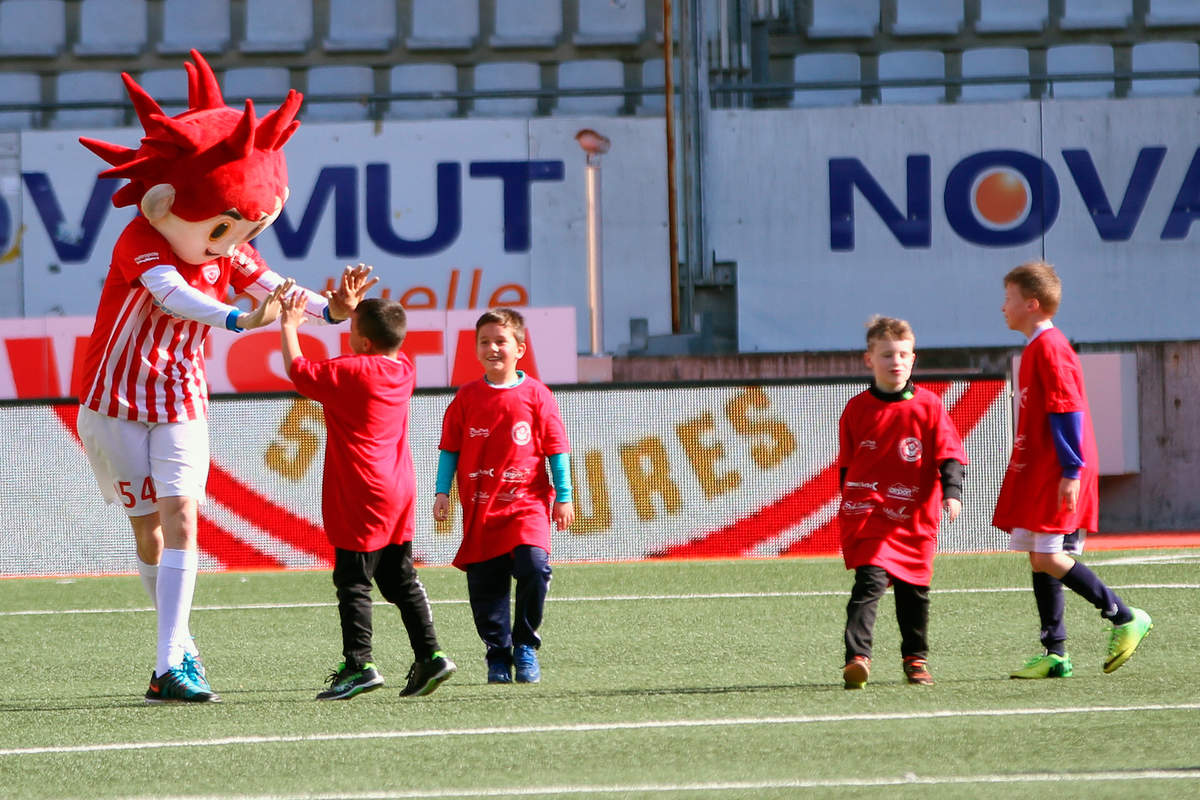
576;128;611;357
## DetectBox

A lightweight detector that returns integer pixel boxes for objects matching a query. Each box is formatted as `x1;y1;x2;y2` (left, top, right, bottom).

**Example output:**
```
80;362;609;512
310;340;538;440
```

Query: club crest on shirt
202;264;221;285
512;421;532;446
898;437;922;462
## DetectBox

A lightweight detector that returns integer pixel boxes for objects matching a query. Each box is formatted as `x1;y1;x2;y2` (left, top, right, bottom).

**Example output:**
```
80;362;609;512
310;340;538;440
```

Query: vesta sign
829;146;1199;249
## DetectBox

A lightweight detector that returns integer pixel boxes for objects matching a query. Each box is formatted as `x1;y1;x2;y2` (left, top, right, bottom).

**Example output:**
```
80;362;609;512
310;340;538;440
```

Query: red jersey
838;384;966;586
78;216;267;423
992;326;1099;533
288;353;418;552
439;376;570;569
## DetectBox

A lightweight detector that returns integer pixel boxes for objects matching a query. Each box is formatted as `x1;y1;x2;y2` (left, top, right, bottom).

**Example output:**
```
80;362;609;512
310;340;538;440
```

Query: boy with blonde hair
995;261;1151;679
838;316;966;689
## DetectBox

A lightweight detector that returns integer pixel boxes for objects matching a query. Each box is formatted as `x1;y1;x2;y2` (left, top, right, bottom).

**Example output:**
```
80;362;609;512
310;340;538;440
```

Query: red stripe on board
947;379;1004;442
198;515;286;570
205;463;334;566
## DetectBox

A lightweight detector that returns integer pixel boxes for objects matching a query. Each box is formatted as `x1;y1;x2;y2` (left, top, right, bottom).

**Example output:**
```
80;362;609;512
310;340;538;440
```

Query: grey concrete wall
613;341;1200;531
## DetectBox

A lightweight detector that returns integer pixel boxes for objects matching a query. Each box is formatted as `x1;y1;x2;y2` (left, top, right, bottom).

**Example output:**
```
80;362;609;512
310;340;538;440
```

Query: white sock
137;558;158;608
156;548;198;676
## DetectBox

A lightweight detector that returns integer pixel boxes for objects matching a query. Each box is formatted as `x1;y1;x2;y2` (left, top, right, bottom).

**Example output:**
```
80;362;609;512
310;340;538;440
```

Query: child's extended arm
549;452;574;530
939;458;964;522
140;267;293;330
279;290;308;370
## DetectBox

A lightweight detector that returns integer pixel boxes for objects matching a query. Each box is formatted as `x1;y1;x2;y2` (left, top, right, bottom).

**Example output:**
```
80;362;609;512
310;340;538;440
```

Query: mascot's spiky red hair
79;50;302;222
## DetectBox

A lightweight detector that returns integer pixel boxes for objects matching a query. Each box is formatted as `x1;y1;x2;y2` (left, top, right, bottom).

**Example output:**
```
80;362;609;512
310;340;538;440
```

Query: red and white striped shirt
78;216;268;423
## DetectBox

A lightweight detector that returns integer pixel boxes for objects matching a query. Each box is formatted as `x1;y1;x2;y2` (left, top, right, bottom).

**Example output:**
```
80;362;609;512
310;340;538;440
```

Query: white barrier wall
0;377;1010;577
2;99;1199;354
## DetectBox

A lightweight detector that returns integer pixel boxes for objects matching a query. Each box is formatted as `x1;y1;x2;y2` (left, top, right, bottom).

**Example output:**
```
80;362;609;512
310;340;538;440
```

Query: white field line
3;702;1199;759
124;768;1200;800
2;583;1198;618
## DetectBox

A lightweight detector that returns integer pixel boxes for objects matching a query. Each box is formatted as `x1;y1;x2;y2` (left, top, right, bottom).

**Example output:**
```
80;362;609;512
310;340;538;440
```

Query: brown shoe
843;655;870;689
903;656;934;685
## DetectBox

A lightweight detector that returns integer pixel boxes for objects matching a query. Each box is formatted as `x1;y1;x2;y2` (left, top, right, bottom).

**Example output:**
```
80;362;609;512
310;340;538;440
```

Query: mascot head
80;50;302;264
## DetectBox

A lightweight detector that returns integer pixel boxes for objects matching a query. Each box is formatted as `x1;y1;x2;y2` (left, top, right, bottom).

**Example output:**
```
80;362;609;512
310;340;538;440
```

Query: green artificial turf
1;551;1197;799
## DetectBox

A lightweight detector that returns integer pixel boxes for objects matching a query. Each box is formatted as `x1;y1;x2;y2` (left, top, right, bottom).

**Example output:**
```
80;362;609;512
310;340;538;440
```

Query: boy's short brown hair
354;298;408;351
476;307;526;345
1004;261;1062;316
865;315;915;348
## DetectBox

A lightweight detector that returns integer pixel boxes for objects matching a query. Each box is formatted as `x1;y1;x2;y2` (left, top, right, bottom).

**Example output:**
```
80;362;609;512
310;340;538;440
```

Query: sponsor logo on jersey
472;491;490;503
858;440;878;450
469;427;490;438
887;483;919;500
883;505;911;521
512;421;532;446
502;467;529;482
846;480;878;490
1018;387;1029;409
1009;461;1026;472
898;437;922;462
134;251;160;265
469;468;495;479
1013;434;1026;450
497;489;526;503
841;500;874;515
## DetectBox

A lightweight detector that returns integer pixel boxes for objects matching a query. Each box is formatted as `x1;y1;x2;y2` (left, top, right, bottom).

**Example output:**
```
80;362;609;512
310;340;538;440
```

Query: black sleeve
839;466;846;490
939;458;964;501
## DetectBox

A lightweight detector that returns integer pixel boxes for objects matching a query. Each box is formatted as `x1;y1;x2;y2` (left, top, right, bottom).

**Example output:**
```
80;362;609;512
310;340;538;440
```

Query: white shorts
77;406;209;516
1009;528;1086;555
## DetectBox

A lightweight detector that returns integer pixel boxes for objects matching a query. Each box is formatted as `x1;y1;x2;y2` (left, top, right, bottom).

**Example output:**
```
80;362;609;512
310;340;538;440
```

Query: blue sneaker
514;645;541;684
487;660;513;684
145;665;221;704
181;652;210;692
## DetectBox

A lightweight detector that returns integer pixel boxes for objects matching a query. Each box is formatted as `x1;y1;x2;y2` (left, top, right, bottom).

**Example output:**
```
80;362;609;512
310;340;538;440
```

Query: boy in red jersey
432;308;574;684
838;316;966;689
994;262;1152;679
280;285;456;700
74;51;365;703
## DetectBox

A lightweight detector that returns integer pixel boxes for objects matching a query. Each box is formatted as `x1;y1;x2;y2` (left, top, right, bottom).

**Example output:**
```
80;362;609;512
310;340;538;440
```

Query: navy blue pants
465;545;552;666
332;542;440;668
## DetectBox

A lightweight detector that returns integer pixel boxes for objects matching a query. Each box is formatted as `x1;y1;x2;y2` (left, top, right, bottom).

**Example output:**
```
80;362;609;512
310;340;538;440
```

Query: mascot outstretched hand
74;50;375;704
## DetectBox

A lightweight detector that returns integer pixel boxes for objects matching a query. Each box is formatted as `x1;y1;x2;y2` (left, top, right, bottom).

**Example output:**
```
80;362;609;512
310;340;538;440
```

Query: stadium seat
807;0;879;39
1059;0;1132;31
492;0;561;48
386;63;459;120
0;0;66;57
892;0;964;36
1129;41;1200;97
790;52;861;107
222;67;294;106
407;0;479;50
75;0;148;57
1046;44;1114;99
960;47;1032;102
303;66;376;122
555;59;626;116
1146;0;1200;28
241;0;312;54
636;58;680;115
470;62;541;117
0;72;42;130
575;0;646;45
325;0;394;52
158;0;230;55
975;0;1047;33
878;50;946;105
135;69;190;116
51;70;126;129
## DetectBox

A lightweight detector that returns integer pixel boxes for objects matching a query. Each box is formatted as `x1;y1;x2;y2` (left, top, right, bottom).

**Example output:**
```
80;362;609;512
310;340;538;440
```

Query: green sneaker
1104;608;1152;674
315;661;384;700
1010;652;1073;679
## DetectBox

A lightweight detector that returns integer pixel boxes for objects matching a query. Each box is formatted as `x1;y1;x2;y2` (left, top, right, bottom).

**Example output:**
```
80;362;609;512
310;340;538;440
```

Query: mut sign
828;147;1200;250
17;159;566;264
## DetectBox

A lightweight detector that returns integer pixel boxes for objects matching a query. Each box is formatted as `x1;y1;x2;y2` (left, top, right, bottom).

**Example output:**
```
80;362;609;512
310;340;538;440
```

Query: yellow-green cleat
1104;607;1152;674
1010;652;1073;679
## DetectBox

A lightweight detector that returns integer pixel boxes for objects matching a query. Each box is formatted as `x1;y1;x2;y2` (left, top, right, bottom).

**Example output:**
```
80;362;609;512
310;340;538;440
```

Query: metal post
575;129;611;356
677;0;710;330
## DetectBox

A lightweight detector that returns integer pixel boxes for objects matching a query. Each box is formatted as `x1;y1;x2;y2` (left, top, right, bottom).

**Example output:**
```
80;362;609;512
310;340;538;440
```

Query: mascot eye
208;222;231;241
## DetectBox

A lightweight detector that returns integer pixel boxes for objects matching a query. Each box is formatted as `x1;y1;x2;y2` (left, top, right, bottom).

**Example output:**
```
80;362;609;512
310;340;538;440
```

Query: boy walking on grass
994;261;1151;679
838;316;966;689
280;274;455;700
432;308;574;684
